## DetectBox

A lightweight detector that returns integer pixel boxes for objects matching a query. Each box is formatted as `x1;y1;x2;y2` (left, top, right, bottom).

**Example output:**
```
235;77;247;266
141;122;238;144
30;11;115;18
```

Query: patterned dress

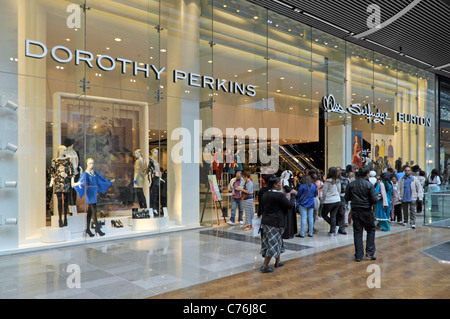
49;158;74;193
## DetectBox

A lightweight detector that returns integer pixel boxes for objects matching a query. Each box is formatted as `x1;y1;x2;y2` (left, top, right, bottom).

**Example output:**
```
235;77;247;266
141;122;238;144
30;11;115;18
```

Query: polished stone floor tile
0;216;426;299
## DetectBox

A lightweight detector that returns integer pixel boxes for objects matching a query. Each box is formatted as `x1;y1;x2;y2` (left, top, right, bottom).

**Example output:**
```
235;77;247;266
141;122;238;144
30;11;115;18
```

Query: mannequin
148;148;161;216
49;145;74;227
74;158;114;237
64;138;82;215
133;149;147;208
234;149;243;172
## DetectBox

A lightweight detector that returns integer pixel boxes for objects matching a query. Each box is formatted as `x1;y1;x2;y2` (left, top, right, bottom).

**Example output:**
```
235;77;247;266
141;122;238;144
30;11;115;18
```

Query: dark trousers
135;188;147;208
393;204;402;222
352;209;376;260
150;178;160;211
321;202;341;234
337;199;347;230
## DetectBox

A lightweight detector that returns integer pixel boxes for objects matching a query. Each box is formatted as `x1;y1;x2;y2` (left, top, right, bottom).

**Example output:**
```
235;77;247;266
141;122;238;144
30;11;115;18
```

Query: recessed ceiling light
115;38;122;42
160;49;167;52
66;38;70;42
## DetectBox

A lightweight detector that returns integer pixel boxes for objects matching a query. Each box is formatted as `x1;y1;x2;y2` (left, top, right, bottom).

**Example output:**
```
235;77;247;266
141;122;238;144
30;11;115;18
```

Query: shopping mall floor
0;214;448;299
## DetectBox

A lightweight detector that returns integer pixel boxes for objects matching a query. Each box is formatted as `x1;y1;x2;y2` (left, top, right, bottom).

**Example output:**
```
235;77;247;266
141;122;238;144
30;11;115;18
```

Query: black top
259;190;294;228
257;186;269;217
344;178;378;211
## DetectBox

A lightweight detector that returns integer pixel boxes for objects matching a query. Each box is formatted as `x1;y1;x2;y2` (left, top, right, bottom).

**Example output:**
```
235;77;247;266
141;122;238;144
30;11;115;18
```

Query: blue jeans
299;205;314;236
230;197;244;223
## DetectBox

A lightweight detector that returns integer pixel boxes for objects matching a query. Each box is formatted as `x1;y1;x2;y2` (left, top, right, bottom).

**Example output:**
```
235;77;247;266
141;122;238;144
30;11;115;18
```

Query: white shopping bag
252;215;261;237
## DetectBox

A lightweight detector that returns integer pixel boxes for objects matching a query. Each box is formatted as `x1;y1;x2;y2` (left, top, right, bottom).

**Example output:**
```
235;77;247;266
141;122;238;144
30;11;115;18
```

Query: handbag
252;215;262;237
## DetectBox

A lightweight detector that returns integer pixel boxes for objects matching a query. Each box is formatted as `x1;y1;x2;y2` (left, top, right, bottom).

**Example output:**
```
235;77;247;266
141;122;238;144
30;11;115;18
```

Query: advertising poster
208;175;222;202
351;130;363;168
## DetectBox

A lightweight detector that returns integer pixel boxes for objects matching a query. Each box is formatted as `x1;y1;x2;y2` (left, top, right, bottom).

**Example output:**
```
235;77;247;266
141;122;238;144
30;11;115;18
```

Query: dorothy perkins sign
323;94;432;127
25;39;257;97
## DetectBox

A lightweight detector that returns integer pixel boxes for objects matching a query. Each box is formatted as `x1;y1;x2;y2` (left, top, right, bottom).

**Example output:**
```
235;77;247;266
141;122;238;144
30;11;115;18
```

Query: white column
344;54;353;167
166;0;201;227
17;0;47;243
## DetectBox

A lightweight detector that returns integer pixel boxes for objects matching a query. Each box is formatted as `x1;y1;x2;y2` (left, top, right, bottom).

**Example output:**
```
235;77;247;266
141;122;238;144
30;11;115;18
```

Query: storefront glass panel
0;0;439;253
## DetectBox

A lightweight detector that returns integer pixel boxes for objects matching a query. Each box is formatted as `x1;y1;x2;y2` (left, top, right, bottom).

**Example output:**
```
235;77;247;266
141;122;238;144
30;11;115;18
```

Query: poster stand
200;175;227;225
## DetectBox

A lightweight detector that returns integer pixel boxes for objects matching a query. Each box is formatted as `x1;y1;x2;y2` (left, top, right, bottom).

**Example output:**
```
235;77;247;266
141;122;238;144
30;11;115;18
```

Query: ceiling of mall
247;0;450;79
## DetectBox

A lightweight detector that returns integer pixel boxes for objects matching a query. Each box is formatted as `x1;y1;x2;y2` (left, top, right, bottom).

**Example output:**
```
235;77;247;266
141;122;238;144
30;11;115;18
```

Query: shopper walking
281;170;298;239
427;168;441;212
337;167;349;234
390;175;402;223
321;167;342;237
417;170;427;214
345;167;378;262
238;171;255;231
259;176;295;273
398;166;423;229
295;175;318;238
375;173;392;231
308;169;323;234
227;171;245;226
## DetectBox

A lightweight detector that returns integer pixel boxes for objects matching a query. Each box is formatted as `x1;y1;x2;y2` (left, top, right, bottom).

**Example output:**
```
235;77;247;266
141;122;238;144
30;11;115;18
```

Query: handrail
279;146;306;170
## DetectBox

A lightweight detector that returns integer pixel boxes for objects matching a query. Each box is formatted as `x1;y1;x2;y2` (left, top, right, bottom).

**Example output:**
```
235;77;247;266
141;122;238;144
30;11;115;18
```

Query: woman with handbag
259;176;294;273
295;175;318;238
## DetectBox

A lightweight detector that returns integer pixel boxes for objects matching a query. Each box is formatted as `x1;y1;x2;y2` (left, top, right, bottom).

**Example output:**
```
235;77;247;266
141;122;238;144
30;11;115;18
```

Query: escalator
279;145;307;173
284;143;324;171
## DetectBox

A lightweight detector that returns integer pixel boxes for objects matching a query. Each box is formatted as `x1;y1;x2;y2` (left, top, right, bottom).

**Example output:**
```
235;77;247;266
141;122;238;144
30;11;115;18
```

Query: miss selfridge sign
323;94;432;127
25;39;256;97
323;94;391;125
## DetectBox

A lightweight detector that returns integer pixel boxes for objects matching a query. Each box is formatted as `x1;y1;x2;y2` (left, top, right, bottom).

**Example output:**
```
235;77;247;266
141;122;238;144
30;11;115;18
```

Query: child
390;175;402;223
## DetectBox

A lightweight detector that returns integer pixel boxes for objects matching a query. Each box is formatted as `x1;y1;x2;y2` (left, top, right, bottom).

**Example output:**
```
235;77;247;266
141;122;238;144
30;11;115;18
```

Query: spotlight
0;143;18;154
3;100;18;111
3;181;17;188
0;178;17;189
0;215;17;226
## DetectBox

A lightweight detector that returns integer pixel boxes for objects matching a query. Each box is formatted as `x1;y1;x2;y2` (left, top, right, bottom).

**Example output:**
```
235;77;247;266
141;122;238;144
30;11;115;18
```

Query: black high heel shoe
95;226;105;236
86;228;95;237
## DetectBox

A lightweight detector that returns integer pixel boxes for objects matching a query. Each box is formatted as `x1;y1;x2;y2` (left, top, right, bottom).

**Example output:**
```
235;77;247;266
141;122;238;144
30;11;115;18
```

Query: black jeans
321;202;341;234
352;208;376;260
135;188;147;208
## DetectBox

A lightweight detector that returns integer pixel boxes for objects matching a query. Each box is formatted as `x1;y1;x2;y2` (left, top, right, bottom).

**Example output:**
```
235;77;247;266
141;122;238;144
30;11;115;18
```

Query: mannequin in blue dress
74;158;114;237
